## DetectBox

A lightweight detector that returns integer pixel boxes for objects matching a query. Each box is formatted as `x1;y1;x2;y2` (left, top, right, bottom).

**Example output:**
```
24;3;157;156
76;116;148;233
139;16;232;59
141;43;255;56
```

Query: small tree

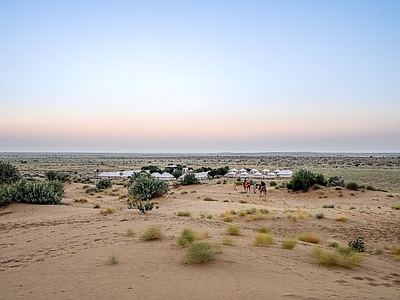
45;170;70;182
288;169;317;192
181;173;200;185
127;173;169;213
0;161;22;185
96;178;112;189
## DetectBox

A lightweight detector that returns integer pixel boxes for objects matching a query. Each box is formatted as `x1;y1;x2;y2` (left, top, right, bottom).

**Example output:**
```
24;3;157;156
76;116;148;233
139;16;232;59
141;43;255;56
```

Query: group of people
233;179;267;196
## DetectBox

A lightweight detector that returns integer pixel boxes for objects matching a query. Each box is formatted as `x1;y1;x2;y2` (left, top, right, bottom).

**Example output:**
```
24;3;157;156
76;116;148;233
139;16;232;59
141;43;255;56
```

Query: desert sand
1;180;399;300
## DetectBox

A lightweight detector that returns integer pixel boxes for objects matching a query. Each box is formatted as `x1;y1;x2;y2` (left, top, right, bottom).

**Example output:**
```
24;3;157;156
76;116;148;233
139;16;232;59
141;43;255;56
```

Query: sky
1;0;399;153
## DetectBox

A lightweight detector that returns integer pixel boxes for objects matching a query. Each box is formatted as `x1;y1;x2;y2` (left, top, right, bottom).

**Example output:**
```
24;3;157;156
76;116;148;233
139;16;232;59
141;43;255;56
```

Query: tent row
98;170;209;181
226;169;293;179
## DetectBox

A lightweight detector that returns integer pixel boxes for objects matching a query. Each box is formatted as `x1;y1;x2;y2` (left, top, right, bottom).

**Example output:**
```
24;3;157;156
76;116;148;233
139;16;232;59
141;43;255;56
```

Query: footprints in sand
349;273;400;287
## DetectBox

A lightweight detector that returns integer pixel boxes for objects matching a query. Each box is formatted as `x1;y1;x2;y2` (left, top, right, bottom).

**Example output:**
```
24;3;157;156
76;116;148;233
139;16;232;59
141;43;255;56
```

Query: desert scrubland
0;153;399;300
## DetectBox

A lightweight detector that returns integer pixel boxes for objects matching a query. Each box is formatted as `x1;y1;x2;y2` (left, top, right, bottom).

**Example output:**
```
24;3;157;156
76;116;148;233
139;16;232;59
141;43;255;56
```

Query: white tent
239;168;247;173
266;172;277;179
253;172;263;179
226;171;236;178
230;168;238;173
261;169;269;174
98;170;139;179
159;172;175;181
239;172;248;178
195;172;208;180
276;170;293;178
249;169;258;174
273;169;281;174
151;172;162;180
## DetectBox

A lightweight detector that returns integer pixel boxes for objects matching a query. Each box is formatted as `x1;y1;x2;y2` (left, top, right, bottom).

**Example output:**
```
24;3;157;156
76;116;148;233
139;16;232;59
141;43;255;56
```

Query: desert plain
0;153;399;300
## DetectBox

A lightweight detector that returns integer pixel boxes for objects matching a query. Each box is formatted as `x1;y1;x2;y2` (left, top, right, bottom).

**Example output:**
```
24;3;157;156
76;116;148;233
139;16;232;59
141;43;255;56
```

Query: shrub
299;232;321;244
288;169;317;192
96;179;112;189
13;179;64;205
327;176;345;187
100;207;116;214
186;242;215;264
315;212;325;219
45;170;70;182
334;214;348;221
177;228;196;247
108;252;119;265
254;233;274;246
281;238;297;249
176;211;192;217
181;173;200;185
0;161;22;185
0;185;15;206
346;182;359;191
226;224;241;235
312;247;364;269
140;225;164;241
348;236;365;252
269;181;277;187
127;173;169;213
223;215;234;222
85;186;99;193
257;226;271;234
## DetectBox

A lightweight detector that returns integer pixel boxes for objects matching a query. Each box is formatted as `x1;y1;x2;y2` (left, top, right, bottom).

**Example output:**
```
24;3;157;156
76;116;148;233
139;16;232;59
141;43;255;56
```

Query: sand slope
1;182;399;299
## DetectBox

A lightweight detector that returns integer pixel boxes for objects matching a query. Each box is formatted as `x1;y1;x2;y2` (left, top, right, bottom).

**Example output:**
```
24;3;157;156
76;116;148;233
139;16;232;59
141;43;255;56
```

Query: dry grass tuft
175;211;192;217
312;246;364;269
140;225;164;241
298;232;321;244
254;233;274;246
100;207;116;215
281;238;297;249
334;214;348;221
186;242;215;264
226;224;241;235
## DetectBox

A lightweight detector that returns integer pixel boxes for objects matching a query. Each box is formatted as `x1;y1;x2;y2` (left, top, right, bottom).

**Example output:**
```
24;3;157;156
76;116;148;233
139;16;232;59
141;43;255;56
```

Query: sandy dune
1;182;399;299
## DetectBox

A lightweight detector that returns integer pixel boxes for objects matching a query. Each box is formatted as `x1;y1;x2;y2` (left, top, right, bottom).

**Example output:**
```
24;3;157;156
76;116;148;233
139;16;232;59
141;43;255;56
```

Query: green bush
186;242;215;264
269;181;277;187
0;161;22;185
15;179;64;205
127;173;169;213
181;173;200;185
45;170;70;182
96;179;112;189
315;173;327;186
346;182;359;191
348;236;364;252
327;176;345;187
288;169;317;192
0;185;15;206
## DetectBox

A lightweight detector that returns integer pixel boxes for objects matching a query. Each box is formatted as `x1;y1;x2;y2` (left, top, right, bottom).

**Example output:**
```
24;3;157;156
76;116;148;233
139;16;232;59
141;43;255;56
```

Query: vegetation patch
226;224;241;235
140;225;164;241
186;242;215;264
175;211;192;217
281;238;297;249
312;246;364;269
299;232;321;244
254;233;274;246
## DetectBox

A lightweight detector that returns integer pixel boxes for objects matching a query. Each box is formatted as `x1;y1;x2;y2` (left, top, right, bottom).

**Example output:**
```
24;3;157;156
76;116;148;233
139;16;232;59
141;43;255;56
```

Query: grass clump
74;197;88;203
100;207;116;215
204;196;218;201
391;204;400;210
281;238;297;249
180;190;188;194
126;228;135;237
108;252;119;265
257;226;271;234
298;232;321;244
226;224;241;235
259;208;269;214
140;225;164;241
177;228;197;247
175;211;192;217
312;246;364;269
254;233;274;246
334;214;348;221
186;242;215;264
223;215;234;222
222;237;235;245
315;212;324;219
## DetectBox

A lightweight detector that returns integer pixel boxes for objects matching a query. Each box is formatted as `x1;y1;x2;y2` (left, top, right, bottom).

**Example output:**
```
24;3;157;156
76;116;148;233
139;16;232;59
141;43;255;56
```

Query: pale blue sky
1;1;399;152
